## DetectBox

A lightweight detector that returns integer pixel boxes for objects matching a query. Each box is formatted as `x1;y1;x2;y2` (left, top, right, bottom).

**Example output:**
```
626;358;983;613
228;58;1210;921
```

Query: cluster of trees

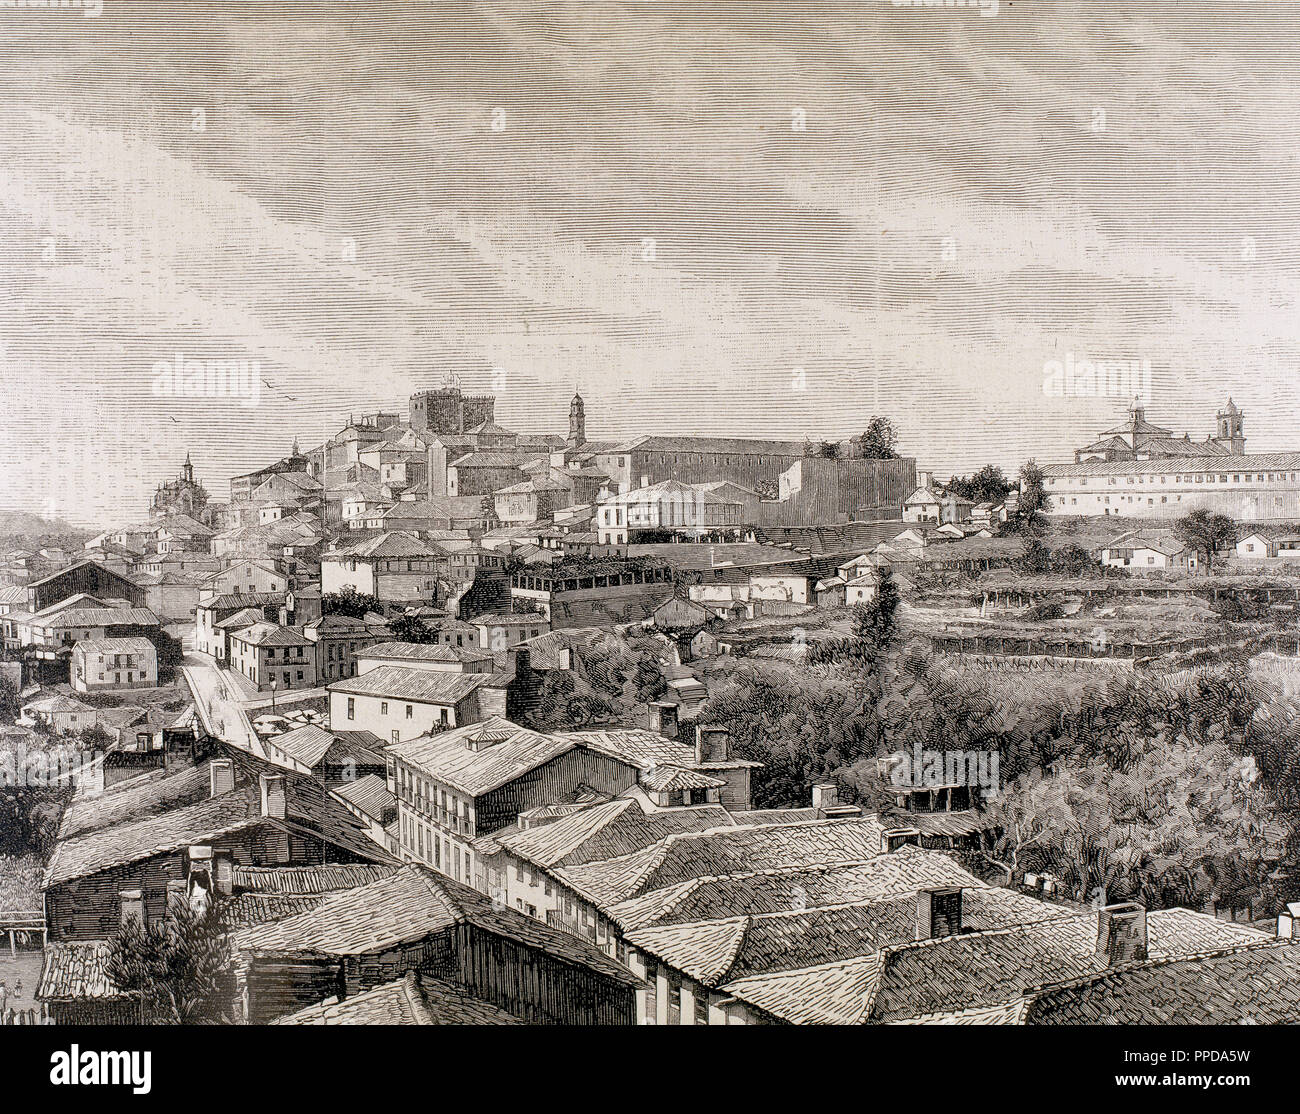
322;586;383;618
944;464;1014;505
695;559;1298;915
523;633;670;731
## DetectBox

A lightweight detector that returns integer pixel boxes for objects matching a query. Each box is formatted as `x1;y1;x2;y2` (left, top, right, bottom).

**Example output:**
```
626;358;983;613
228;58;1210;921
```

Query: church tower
182;452;194;485
1214;398;1246;456
568;390;586;448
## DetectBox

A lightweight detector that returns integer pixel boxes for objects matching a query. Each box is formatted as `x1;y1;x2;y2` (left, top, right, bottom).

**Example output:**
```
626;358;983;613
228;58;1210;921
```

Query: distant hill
0;509;94;544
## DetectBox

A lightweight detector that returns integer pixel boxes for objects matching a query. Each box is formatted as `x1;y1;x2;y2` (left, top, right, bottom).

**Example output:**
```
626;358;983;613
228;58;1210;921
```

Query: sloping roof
332;774;396;821
36;606;160;629
230;863;397;895
71;636;155;657
357;641;493;664
272;724;340;768
1021;939;1300;1025
499;797;736;871
45;788;261;888
555;817;891;909
386;716;580;796
58;761;214;841
38;941;134;1003
861;909;1268;1024
333;531;442;559
327;664;504;706
214;607;266;630
642;766;727;792
231;863;638;985
272;971;522;1025
1044;452;1300;477
231;622;310;647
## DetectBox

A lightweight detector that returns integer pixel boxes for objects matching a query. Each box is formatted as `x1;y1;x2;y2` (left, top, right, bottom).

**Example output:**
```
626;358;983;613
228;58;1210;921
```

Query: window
347;697;355;720
381;701;388;715
406;705;413;719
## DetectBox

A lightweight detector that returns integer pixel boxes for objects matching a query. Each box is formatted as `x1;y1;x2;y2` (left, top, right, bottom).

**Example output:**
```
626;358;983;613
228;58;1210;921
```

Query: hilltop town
4;380;1300;1026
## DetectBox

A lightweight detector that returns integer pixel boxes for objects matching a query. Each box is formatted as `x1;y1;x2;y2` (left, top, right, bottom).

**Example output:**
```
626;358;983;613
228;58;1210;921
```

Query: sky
2;0;1300;525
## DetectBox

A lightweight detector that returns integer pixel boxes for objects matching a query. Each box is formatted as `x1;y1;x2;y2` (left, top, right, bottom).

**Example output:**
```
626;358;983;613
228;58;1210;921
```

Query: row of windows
1054;471;1300;487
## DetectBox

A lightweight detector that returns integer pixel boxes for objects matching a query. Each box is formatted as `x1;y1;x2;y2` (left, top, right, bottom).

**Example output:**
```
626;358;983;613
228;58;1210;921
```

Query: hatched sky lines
4;2;1300;522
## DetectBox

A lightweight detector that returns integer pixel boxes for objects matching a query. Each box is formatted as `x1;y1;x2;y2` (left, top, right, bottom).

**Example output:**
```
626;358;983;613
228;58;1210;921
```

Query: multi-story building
409;384;495;436
320;532;446;602
1041;400;1300;520
328;662;521;742
385;716;644;890
510;557;674;629
302;613;389;683
228;622;317;691
71;636;158;693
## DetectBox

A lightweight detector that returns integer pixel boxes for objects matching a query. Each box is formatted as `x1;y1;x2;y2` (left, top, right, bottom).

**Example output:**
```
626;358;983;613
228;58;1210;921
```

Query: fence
0;1004;49;1025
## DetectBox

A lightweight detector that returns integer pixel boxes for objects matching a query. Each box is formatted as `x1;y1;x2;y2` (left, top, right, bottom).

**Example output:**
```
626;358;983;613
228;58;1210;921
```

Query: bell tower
568;389;586;449
1215;398;1246;456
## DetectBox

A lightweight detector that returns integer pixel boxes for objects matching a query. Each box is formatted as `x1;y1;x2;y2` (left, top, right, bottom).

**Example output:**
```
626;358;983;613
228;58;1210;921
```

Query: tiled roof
327;664;505;706
1021;939;1300;1025
71;636;155;657
862;908;1269;1024
45;788;261;887
272;724;339;768
214;607;266;630
231;622;310;647
332;774;396;821
500;798;736;871
1044;452;1300;477
272;971;522;1025
38;941;134;1002
231;864;638;985
387;715;580;796
58;761;214;841
357;641;493;664
641;766;727;792
555;817;892;908
333;531;442;559
36;607;160;629
230;863;397;894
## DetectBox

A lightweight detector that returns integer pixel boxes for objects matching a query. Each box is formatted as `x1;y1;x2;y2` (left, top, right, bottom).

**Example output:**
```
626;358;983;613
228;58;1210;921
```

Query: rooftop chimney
916;887;963;940
648;701;678;740
1096;902;1148;966
209;758;235;798
1277;902;1300;940
119;888;144;928
259;773;287;820
811;781;863;820
881;828;921;854
695;725;730;764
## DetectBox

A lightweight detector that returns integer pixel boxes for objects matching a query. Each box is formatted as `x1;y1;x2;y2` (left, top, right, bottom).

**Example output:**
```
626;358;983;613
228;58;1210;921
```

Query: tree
322;586;383;618
945;464;1013;505
858;416;899;460
105;902;233;1024
851;569;901;652
633;653;668;705
1175;509;1237;575
0;673;18;723
388;614;436;644
1015;458;1052;527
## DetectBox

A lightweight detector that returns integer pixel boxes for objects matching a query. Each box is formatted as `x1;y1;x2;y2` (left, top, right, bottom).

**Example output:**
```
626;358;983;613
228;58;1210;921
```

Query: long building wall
1043;458;1300;519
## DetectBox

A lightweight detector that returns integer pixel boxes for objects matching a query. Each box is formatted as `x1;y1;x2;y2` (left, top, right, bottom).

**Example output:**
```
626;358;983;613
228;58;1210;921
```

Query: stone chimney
1277;902;1300;940
881;828;921;853
209;758;235;798
695;725;730;764
915;887;963;940
119;888;144;928
648;701;678;740
259;773;287;820
1096;902;1148;966
558;646;574;671
811;781;863;820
